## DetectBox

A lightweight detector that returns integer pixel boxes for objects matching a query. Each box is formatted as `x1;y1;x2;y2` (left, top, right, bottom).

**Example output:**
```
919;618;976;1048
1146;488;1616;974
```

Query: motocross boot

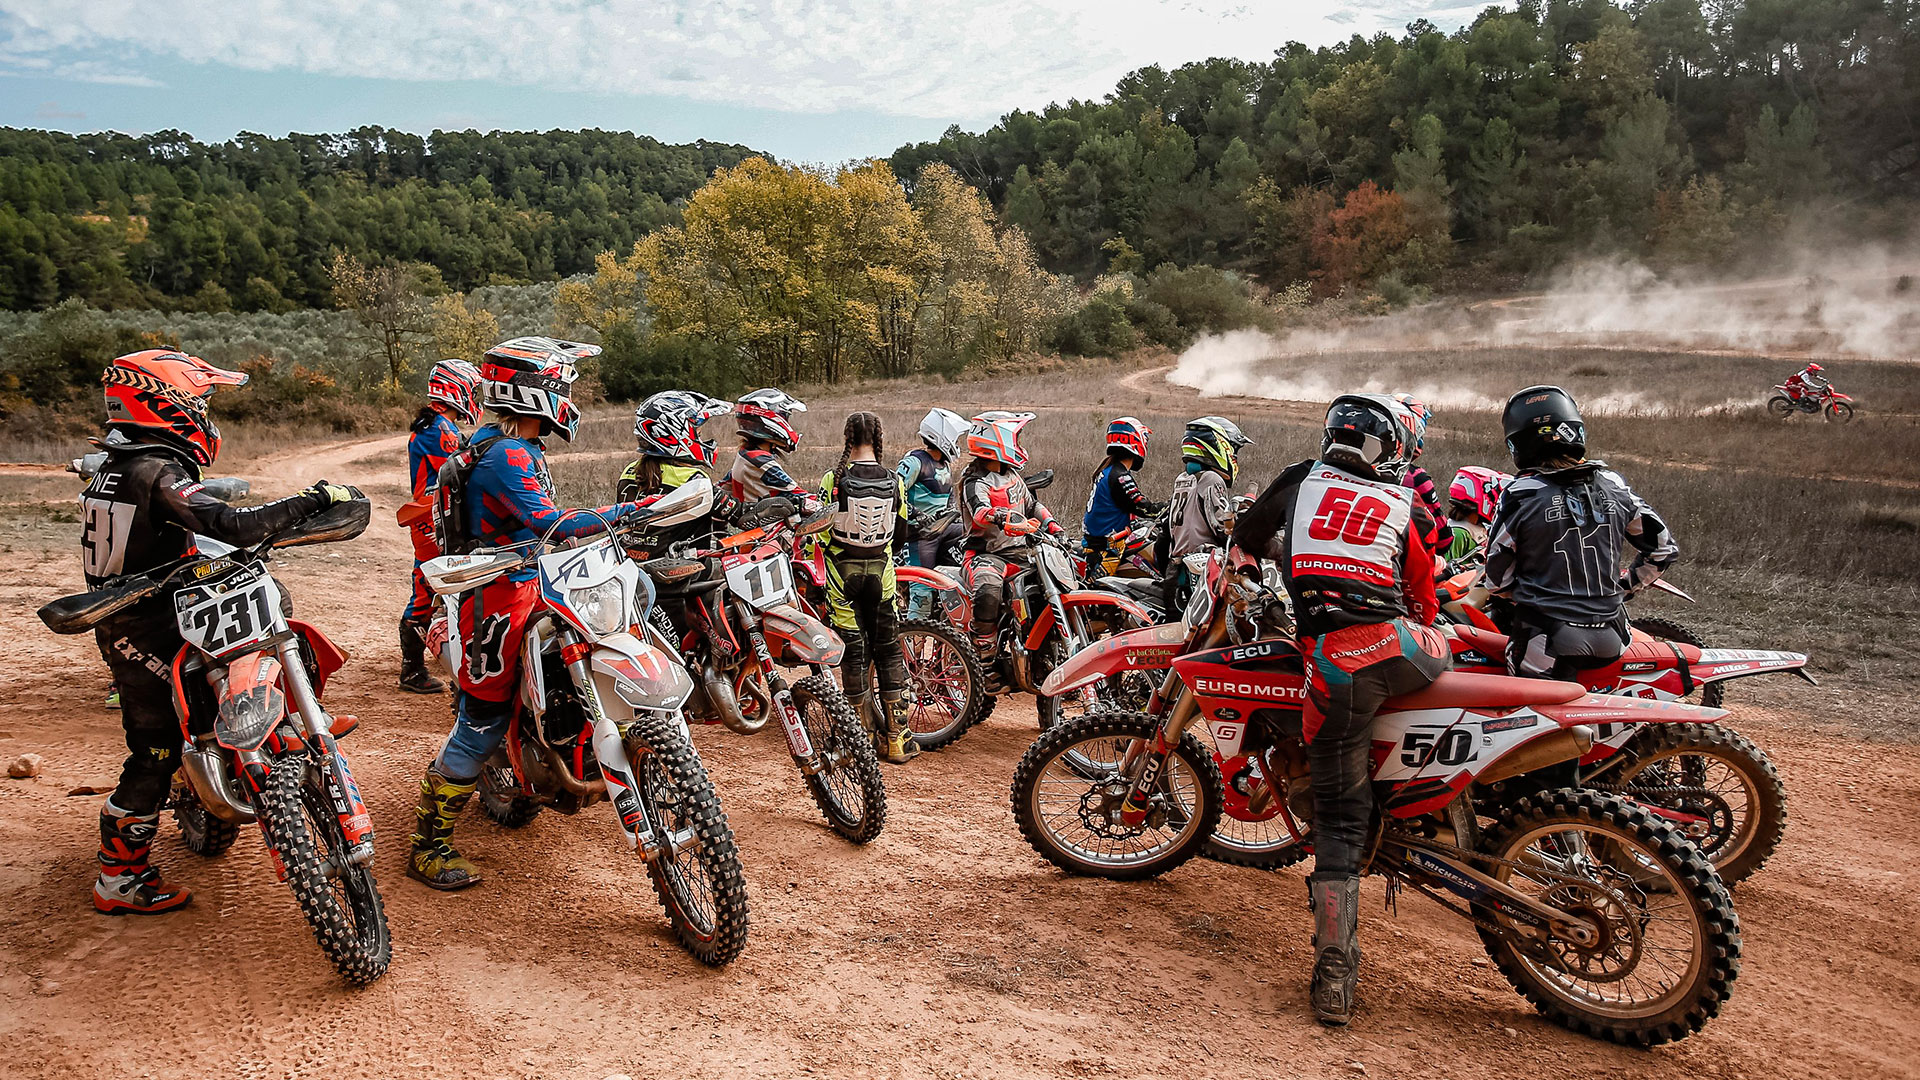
398;618;446;694
407;767;482;890
878;691;922;764
93;800;192;915
974;632;1003;695
1307;874;1362;1026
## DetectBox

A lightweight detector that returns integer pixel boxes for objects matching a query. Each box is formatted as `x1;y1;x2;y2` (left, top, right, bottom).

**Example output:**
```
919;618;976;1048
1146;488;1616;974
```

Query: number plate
174;567;283;657
724;552;797;610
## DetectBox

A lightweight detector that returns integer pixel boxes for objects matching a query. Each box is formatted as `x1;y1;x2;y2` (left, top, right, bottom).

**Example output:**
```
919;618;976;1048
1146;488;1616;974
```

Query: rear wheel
1603;723;1785;886
258;755;391;986
1012;711;1222;880
1629;617;1723;709
1477;789;1739;1046
477;763;543;828
627;715;750;966
792;674;887;843
171;776;240;856
1766;395;1794;419
897;617;989;751
1825;400;1855;423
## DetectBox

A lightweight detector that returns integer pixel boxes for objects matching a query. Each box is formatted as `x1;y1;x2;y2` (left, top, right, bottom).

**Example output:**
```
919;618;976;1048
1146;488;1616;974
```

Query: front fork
561;647;698;864
735;602;823;773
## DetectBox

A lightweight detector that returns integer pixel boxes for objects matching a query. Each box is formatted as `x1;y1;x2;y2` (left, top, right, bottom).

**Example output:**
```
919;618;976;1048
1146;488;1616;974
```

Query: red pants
456;576;540;703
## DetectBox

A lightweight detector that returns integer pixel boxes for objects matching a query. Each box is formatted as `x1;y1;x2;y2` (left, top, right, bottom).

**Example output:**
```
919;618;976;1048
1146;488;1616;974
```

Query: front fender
590;632;694;713
760;602;846;664
896;565;962;592
1039;621;1189;696
288;619;347;696
1023;589;1153;654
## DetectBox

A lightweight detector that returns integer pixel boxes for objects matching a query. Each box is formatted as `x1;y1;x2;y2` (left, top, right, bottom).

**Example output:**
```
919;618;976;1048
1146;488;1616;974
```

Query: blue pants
435;692;513;781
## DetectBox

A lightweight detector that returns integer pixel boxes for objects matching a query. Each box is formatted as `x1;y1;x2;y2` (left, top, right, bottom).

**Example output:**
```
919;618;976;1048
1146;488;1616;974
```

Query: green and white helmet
1182;416;1251;478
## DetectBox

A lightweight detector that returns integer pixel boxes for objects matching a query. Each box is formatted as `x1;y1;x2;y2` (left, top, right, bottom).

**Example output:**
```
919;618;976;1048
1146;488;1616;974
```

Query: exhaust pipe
179;742;257;825
521;742;607;801
706;662;767;735
1475;725;1596;787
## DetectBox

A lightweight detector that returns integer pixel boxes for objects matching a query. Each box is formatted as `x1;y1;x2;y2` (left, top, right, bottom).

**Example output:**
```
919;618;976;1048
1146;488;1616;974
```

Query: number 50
1307;489;1391;545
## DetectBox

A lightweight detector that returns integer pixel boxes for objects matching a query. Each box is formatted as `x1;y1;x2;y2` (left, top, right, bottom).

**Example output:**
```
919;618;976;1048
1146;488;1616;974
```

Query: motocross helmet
1321;394;1410;478
1104;416;1151;466
1448;465;1512;525
735;388;806;451
1502;385;1586;471
1181;416;1251;479
481;337;599;442
635;390;733;468
102;350;249;468
918;407;969;460
967;411;1036;469
427;358;483;423
1390;392;1431;457
1804;363;1824;374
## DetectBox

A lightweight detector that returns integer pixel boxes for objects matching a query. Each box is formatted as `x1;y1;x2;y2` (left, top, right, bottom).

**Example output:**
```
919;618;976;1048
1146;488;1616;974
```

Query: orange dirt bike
40;494;390;985
1768;383;1854;423
643;494;887;843
423;479;750;965
1015;552;1741;1045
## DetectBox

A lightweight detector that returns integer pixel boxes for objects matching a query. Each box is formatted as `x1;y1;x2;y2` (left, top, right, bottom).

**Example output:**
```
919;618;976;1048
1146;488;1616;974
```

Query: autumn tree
1311;182;1414;290
328;252;439;389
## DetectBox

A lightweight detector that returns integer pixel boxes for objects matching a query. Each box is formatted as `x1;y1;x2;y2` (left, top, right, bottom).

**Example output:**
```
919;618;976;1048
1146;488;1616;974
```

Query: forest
1;0;1916;423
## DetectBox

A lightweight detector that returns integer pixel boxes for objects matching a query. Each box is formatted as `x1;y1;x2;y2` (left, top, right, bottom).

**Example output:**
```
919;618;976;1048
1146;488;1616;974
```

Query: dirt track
3;430;1917;1080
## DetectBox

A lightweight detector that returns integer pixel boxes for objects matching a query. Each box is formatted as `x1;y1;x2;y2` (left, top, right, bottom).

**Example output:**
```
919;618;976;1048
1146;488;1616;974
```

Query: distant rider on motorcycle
1080;416;1163;578
1231;393;1447;1027
399;359;482;694
1164;415;1250;606
1484;385;1678;679
819;411;918;763
896;407;969;617
1783;362;1829;402
82;351;351;914
959;411;1062;691
406;338;644;891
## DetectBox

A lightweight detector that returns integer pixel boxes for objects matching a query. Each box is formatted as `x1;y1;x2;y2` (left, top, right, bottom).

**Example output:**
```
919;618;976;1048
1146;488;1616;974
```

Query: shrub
598;323;739;401
1047;290;1137;357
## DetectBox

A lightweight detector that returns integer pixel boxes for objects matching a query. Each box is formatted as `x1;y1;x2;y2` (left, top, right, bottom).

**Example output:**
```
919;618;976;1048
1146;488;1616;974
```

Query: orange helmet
102;351;248;467
966;411;1036;469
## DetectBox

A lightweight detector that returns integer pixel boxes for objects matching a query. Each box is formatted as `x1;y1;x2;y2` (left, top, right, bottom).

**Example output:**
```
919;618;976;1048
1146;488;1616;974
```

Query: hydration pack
431;434;505;557
829;462;900;553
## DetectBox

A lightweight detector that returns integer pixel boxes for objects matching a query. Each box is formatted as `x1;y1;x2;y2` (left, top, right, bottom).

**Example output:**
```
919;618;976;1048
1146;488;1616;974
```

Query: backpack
431;434;505;557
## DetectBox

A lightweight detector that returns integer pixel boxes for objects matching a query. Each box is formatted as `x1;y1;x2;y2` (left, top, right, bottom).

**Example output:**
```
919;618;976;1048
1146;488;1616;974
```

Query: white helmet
917;408;969;460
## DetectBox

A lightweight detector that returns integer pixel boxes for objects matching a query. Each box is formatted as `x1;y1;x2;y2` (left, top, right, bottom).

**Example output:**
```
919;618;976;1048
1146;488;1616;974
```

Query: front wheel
1603;722;1786;885
791;674;887;843
1011;711;1222;880
627;714;750;966
1477;788;1739;1047
1825;400;1855;423
1766;395;1794;419
897;617;989;750
257;756;391;986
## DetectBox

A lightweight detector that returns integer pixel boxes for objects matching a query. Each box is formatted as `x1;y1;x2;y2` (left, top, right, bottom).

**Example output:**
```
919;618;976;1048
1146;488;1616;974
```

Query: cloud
0;1;1458;122
34;98;85;119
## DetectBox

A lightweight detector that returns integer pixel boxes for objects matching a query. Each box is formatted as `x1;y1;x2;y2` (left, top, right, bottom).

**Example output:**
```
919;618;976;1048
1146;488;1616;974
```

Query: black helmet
1502;385;1586;471
1321;394;1410;477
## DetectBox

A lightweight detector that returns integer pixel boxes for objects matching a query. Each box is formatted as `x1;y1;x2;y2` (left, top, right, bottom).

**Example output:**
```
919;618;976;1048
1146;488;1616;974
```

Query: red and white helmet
481;337;599;442
735;388;807;452
1105;416;1150;464
967;411;1036;469
1804;363;1824;374
101;350;248;468
1448;465;1512;524
427;358;482;423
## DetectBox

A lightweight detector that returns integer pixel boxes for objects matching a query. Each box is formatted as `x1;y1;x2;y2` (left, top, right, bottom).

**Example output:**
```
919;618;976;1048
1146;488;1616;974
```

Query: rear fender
1023;590;1152;653
287;619;347;696
589;632;694;714
760;603;845;664
1039;621;1188;696
1691;648;1812;685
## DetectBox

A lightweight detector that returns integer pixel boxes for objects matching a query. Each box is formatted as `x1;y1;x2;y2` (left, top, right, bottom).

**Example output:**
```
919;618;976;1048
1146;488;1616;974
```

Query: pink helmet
1448;466;1512;524
427;358;482;423
967;411;1036;469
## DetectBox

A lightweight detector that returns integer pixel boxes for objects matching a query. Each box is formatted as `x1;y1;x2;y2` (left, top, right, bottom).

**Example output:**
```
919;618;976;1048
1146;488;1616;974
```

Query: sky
0;1;1490;162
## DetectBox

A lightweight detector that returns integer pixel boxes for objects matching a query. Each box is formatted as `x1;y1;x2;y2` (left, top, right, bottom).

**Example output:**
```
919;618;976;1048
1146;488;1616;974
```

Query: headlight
570;579;628;638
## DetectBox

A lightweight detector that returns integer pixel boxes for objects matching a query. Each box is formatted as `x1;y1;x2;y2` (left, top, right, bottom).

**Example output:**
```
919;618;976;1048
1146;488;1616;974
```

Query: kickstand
1384;877;1400;918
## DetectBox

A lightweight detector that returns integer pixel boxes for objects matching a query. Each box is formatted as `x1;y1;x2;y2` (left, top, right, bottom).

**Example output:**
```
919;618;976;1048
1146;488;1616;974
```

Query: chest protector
830;462;900;553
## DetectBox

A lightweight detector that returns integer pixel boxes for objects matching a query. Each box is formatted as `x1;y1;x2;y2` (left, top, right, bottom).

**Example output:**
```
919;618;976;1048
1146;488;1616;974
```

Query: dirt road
2;433;1915;1080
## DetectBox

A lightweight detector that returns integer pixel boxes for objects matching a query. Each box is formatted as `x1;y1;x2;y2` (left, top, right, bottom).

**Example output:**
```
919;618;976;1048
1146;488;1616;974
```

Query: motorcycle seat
1450;625;1509;654
1386;671;1585;711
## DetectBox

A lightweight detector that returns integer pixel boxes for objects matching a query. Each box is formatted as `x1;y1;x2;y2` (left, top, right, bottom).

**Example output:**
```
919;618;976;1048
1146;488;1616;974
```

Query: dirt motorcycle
1768;383;1854;423
1015;552;1741;1045
40;494;390;985
641;494;887;843
421;478;750;966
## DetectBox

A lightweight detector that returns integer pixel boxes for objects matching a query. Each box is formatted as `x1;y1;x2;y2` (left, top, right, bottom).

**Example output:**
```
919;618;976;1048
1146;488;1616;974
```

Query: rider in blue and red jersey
406;337;643;891
398;359;481;694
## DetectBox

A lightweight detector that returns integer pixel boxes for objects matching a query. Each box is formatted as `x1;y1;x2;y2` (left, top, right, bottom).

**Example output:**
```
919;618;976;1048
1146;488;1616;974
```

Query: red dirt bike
894;470;1155;731
1768;383;1854;423
647;495;887;843
1014;553;1741;1046
424;481;751;965
40;495;390;985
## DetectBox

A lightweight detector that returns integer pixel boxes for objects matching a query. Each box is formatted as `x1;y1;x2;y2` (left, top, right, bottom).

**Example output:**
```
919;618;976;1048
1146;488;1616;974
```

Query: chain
1380;833;1646;944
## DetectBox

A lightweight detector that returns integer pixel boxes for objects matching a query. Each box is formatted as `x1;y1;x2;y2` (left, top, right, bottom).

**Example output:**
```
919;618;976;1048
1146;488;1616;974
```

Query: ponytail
833;411;885;492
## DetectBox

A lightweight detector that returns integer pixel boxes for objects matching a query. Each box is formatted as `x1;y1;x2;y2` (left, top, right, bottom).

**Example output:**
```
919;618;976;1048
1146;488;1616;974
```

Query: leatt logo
1192;677;1305;700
